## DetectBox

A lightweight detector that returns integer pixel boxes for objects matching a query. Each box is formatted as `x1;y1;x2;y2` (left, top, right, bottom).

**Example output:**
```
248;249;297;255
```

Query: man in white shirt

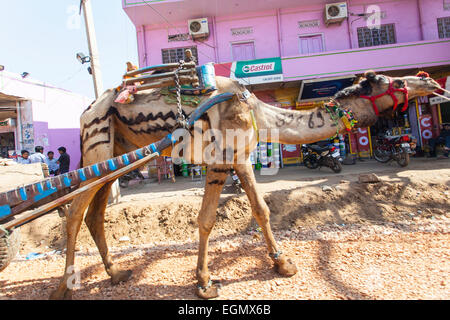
29;146;47;164
45;151;59;175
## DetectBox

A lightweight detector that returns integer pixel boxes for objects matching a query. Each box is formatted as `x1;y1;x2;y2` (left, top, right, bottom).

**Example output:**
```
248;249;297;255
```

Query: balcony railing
282;39;450;80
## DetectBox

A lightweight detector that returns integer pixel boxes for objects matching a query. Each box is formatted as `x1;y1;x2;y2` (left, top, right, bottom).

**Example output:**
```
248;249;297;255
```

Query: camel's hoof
49;289;72;300
275;257;298;277
195;280;221;299
111;269;133;285
63;290;73;300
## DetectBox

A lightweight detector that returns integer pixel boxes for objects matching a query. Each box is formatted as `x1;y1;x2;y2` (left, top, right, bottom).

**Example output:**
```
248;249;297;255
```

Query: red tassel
416;71;430;78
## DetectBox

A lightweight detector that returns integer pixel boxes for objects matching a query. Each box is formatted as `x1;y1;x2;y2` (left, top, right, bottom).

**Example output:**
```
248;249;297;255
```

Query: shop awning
0;91;24;121
298;75;356;102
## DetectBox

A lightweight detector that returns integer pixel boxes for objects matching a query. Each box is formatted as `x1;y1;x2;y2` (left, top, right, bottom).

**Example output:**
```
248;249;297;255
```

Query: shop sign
355;128;371;154
430;95;449;105
349;127;372;158
281;144;301;165
298;76;356;102
419;114;433;141
231;57;283;85
0;120;9;126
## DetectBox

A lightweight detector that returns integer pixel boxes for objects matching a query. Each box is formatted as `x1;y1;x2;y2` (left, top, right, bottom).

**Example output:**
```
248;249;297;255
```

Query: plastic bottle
181;159;189;177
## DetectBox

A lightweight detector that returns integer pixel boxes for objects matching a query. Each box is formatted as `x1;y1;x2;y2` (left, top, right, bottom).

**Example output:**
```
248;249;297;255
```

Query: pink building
0;71;91;170
123;0;450;158
123;0;450;79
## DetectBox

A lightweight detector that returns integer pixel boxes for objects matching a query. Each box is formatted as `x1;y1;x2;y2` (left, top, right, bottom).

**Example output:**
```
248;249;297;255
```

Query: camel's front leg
196;166;229;299
234;160;297;277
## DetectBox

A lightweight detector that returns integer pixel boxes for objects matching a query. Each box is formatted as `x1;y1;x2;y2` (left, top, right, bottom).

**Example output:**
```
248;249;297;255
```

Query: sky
0;0;138;100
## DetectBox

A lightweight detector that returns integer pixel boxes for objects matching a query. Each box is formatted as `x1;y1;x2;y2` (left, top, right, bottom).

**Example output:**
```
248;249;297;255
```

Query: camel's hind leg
234;160;297;277
49;187;101;300
195;166;229;299
84;180;132;284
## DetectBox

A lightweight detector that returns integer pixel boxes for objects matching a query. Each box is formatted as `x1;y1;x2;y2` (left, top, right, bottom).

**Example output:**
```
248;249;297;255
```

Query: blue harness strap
187;92;234;126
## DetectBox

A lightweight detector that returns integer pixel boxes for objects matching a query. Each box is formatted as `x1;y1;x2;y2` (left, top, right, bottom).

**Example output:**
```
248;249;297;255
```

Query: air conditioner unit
324;2;348;26
188;18;209;39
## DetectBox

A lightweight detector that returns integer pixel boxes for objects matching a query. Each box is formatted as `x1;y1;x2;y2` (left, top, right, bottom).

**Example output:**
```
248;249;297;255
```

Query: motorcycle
301;143;343;173
373;133;415;167
119;168;145;188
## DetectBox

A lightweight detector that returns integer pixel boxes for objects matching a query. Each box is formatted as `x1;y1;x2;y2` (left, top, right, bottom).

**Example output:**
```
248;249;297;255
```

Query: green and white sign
231;57;283;85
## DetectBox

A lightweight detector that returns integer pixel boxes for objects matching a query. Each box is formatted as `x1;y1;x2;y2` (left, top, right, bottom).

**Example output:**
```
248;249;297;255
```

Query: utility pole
80;0;120;203
80;0;103;98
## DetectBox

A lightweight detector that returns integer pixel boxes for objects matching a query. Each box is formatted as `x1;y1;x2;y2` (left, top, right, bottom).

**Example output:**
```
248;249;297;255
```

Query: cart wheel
0;227;20;272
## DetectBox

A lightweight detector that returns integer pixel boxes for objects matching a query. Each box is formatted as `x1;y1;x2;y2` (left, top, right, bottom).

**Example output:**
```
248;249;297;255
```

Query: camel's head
334;70;442;127
402;71;442;98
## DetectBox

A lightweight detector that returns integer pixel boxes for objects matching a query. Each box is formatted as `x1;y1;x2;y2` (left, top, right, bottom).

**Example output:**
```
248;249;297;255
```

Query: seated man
428;124;450;157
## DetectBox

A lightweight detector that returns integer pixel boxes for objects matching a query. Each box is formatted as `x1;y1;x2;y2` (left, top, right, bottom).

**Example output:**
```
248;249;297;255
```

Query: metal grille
161;46;198;64
357;24;396;48
438;17;450;38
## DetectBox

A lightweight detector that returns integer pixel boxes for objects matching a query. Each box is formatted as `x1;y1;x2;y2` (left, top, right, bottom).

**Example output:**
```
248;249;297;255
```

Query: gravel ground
1;221;449;300
1;159;449;300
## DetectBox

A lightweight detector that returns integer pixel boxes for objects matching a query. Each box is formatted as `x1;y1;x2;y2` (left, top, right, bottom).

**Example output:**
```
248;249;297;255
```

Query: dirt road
0;158;449;299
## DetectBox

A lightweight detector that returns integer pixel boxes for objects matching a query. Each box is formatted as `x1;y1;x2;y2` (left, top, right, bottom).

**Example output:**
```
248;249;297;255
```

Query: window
437;17;450;38
161;46;198;64
357;24;396;48
299;35;324;54
231;42;255;61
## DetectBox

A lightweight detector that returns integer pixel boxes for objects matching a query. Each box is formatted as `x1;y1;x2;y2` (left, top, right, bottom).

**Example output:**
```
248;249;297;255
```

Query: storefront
368;75;450;156
0;119;17;158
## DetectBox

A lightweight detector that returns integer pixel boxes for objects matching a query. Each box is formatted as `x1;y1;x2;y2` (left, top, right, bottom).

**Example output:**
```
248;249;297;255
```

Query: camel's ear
364;70;377;82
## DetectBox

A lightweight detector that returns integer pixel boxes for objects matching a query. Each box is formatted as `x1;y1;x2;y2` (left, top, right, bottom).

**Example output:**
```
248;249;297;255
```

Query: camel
49;70;440;299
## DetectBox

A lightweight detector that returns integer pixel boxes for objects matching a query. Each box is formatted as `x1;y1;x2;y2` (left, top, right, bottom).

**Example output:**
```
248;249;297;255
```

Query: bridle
359;77;409;116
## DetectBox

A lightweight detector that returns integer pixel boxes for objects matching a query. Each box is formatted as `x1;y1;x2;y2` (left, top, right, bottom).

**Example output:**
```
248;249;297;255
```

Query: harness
324;99;358;138
238;89;260;142
359;77;409;116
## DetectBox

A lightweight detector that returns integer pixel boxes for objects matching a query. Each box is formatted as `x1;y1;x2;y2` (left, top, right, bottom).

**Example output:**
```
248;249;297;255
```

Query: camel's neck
253;101;346;145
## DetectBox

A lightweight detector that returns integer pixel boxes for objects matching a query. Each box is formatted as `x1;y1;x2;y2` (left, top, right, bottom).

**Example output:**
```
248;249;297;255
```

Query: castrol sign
231;57;283;85
242;62;275;74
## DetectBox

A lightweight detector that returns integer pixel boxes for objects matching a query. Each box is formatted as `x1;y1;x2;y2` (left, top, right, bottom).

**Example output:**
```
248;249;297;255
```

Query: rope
269;251;283;260
250;109;259;142
0;226;10;237
0;226;10;249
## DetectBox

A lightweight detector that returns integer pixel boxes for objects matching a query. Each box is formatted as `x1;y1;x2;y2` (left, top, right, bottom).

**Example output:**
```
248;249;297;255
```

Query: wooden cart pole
0;152;159;238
